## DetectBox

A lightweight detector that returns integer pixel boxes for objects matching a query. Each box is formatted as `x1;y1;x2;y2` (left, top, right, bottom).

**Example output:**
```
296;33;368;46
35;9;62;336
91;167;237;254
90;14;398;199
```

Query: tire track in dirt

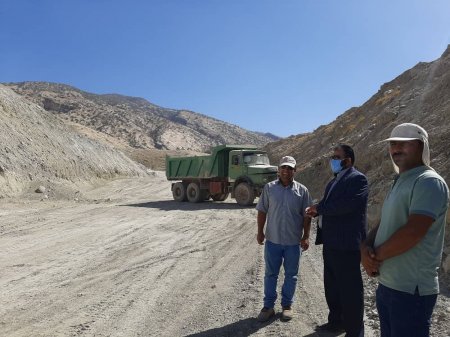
0;175;378;337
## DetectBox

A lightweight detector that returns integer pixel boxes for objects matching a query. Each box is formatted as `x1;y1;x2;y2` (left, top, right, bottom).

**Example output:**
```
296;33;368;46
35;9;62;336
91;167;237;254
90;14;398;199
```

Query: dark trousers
376;283;437;337
323;247;364;337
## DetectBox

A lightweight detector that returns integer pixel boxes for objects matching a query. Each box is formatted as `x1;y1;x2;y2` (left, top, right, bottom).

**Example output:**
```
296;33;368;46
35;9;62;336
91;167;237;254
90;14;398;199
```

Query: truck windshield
243;153;270;165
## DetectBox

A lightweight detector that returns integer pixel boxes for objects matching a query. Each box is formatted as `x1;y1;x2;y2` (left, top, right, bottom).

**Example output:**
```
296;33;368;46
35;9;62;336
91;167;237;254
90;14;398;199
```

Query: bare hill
4;82;279;153
0;84;148;198
265;45;450;280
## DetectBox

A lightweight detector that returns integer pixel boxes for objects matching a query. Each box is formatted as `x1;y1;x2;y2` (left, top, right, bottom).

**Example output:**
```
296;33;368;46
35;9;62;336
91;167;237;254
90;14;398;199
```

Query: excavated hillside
0;84;149;198
5;82;279;154
265;45;450;281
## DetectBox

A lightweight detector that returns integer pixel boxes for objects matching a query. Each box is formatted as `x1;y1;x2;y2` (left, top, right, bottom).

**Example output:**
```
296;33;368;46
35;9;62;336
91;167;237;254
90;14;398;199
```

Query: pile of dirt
0;84;149;199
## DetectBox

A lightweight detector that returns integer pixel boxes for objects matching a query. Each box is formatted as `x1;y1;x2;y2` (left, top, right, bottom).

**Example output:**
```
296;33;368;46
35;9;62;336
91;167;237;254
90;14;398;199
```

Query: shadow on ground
183;315;276;337
120;199;255;211
182;314;341;337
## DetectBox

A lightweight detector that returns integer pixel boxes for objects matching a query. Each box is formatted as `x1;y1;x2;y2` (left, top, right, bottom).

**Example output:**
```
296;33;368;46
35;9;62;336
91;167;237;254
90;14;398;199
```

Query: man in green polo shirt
361;123;449;337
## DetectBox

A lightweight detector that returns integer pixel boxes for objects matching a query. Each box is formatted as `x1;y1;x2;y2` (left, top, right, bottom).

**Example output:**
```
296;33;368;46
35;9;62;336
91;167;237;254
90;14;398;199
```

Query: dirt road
1;173;446;336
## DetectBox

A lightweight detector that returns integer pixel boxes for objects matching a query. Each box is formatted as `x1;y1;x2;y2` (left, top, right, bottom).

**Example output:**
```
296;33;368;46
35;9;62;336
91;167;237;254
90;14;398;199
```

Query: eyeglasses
280;165;294;170
330;155;346;160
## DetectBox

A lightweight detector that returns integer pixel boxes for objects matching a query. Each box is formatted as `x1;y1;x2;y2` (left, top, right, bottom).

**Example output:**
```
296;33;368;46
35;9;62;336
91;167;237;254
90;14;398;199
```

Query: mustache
392;152;404;157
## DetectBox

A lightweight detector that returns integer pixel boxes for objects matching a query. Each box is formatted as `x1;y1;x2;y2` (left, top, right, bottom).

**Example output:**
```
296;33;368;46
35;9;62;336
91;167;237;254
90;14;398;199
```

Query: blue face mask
330;159;343;174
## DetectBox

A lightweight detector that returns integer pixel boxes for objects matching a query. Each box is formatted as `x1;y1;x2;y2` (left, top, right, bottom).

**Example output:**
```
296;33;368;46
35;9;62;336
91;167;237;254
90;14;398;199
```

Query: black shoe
315;322;345;333
257;307;275;322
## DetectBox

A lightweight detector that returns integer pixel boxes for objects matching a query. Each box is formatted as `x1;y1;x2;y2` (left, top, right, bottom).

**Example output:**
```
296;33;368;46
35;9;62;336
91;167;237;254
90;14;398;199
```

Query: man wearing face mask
306;144;368;337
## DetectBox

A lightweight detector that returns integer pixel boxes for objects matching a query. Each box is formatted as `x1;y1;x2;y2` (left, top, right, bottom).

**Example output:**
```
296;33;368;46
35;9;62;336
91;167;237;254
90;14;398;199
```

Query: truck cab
229;150;277;184
227;149;277;205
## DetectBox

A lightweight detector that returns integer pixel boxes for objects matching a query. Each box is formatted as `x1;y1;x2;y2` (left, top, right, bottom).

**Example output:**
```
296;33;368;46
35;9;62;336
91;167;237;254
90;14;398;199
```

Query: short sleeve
256;184;269;213
302;188;313;214
410;177;449;220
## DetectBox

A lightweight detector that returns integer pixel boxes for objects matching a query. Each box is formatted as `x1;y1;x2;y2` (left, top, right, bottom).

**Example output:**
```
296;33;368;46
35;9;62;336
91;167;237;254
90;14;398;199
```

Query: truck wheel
186;182;202;203
234;183;255;206
211;192;229;201
172;182;187;202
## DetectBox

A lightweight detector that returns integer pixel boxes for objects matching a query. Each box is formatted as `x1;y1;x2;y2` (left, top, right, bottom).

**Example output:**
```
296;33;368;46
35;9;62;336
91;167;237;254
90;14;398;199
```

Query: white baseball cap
279;156;296;168
384;123;428;142
383;123;430;173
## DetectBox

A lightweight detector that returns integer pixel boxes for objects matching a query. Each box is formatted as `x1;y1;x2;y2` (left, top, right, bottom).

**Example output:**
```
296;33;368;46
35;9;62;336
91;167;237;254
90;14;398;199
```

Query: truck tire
211;192;229;201
234;183;255;206
172;182;187;202
186;182;202;203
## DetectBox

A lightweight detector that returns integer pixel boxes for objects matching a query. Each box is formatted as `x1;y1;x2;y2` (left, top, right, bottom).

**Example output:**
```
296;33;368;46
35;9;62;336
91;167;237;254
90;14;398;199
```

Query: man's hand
360;243;382;277
257;232;265;245
300;237;309;251
305;205;318;218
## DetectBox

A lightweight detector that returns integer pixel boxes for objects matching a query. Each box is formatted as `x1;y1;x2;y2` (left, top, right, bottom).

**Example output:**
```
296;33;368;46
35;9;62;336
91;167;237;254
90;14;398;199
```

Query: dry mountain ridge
265;45;450;282
5;82;279;153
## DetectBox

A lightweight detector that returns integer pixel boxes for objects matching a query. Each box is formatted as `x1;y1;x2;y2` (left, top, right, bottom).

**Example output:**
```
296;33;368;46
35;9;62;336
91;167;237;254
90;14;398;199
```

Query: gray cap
279;156;296;168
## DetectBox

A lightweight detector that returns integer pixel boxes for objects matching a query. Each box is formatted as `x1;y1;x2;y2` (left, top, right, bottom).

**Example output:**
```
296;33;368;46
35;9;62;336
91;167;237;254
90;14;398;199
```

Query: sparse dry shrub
375;88;401;105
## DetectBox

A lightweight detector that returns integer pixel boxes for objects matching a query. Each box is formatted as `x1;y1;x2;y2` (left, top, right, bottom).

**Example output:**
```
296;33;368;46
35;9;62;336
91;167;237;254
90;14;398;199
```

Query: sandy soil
1;173;448;337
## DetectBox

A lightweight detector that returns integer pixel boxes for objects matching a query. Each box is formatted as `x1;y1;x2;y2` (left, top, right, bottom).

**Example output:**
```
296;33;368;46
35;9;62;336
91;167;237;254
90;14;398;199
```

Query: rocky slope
265;45;450;281
4;82;279;153
0;84;148;198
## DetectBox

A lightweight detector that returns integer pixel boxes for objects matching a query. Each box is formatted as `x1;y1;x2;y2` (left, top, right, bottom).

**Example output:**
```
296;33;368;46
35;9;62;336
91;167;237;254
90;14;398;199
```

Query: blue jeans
264;240;300;308
376;283;437;337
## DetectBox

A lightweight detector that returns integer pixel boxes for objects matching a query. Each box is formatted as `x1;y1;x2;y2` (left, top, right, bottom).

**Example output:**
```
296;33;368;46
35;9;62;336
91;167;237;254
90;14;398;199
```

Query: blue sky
1;1;449;137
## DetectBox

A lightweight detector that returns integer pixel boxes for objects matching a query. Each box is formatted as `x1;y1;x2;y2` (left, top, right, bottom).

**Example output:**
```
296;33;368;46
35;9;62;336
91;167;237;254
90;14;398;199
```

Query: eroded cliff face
265;46;450;282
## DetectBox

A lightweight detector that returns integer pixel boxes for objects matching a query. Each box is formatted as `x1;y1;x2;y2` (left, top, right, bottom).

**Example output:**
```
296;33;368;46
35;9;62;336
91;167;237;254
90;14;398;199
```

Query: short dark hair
335;144;355;164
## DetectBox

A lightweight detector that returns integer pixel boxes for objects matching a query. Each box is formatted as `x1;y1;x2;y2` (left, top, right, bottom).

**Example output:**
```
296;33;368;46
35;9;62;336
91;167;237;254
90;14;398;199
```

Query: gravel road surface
2;173;448;336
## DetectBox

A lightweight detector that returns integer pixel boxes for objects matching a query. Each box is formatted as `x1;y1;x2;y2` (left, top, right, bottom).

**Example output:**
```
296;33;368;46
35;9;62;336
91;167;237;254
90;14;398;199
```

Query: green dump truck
165;145;278;206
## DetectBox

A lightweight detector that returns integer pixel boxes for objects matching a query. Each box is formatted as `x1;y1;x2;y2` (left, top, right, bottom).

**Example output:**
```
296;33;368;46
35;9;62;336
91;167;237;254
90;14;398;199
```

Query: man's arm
376;177;447;261
317;174;368;216
300;216;311;250
306;181;333;218
365;223;380;247
360;224;381;277
375;214;434;261
257;210;267;245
